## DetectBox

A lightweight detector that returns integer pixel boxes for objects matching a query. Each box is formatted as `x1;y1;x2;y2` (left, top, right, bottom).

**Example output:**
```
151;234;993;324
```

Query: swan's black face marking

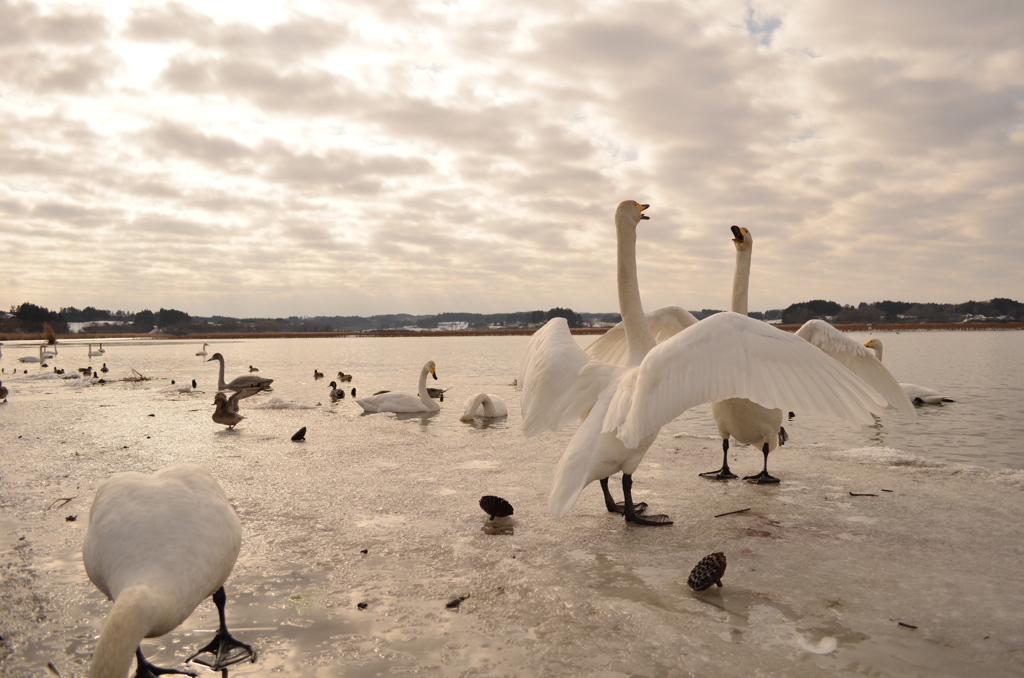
639;202;650;220
731;225;745;243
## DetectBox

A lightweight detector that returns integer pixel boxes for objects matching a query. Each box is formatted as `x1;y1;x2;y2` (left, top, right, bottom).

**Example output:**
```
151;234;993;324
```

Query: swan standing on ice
705;227;914;482
83;464;257;678
212;387;263;429
196;343;209;357
864;339;955;404
356;361;440;413
521;201;671;525
460;393;508;421
207;353;274;392
583;224;915;483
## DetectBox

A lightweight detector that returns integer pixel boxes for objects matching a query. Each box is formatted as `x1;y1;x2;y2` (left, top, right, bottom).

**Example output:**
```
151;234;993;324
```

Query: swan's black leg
600;477;647;515
185;587;257;670
699;439;739;480
743;443;780;484
134;647;196;678
622;474;672;526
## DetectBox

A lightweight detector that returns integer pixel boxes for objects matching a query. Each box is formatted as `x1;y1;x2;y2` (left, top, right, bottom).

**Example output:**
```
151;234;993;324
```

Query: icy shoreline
2;378;1023;677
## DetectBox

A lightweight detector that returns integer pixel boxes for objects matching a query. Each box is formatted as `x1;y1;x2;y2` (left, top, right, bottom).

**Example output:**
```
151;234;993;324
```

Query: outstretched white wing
795;319;916;418
585;306;700;367
520;318;604;437
603;312;889;448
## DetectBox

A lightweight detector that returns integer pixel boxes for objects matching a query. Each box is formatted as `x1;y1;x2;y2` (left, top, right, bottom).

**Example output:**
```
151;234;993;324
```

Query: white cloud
1;0;1022;317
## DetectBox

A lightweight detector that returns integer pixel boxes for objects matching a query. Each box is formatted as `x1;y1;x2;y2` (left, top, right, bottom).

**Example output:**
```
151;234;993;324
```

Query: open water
1;330;1022;677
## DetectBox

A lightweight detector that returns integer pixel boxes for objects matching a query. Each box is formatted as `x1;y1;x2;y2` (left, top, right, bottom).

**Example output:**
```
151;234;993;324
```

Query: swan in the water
0;380;8;402
89;343;101;357
83;464;257;678
460;393;508;421
356;360;440;413
41;343;57;359
864;338;955;404
196;343;209;357
212;387;263;428
18;345;44;363
207;353;274;392
521;200;671;525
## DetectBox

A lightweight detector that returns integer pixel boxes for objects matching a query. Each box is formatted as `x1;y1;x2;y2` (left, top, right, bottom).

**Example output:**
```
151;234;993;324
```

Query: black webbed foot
185;587;257;671
134;647;196;678
742;471;780;484
698;468;738;480
185;631;256;671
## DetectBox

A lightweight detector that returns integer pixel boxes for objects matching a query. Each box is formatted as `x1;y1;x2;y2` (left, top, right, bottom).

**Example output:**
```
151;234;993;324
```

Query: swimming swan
83;465;256;678
460;393;508;421
89;343;101;357
520;201;670;525
207;353;274;392
213;387;263;429
356;361;440;413
19;345;44;363
864;339;955;404
196;343;209;357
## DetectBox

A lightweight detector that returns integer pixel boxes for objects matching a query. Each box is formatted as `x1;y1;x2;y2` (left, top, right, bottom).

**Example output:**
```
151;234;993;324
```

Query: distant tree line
4;297;1023;336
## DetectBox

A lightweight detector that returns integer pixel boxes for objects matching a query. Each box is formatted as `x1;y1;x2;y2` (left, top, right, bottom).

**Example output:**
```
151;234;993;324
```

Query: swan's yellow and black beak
431;368;438;380
640;203;650;220
731;225;745;243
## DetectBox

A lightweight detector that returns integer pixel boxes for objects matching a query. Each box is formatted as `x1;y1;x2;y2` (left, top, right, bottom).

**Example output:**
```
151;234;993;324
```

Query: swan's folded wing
519;318;594;437
795;320;917;418
604;312;888;448
585;306;700;366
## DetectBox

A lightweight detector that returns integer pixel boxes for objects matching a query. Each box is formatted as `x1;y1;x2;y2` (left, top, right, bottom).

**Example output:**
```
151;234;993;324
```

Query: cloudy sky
2;0;1022;318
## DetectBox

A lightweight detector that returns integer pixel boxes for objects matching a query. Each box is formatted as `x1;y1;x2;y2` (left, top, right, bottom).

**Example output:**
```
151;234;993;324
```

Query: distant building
436;321;469;331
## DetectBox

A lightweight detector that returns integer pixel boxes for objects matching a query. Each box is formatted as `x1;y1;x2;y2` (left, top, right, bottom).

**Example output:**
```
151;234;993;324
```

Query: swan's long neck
616;215;656;366
417;365;431;405
868;342;883;361
216;357;227;390
731;243;752;316
89;586;166;678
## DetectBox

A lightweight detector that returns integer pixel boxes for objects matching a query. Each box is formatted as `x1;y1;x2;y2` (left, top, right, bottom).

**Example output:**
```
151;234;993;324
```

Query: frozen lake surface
1;332;1023;677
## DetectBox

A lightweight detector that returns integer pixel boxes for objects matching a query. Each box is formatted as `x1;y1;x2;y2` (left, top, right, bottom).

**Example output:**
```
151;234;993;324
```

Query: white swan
196;343;209;357
588;225;915;483
864;339;955;404
356;360;440;413
88;343;102;357
521;201;670;525
707;227;912;482
19;345;44;363
207;353;274;392
41;343;57;359
212;387;262;429
460;393;508;421
83;464;256;678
